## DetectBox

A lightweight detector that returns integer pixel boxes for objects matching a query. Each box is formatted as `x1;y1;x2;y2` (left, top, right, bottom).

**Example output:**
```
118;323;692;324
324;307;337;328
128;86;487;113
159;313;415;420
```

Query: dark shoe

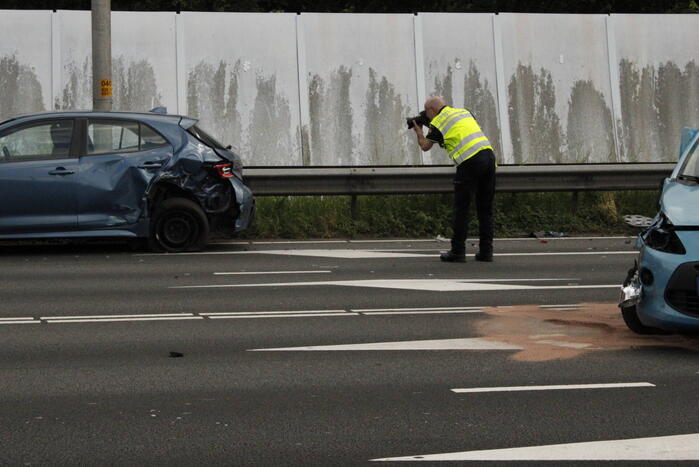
440;251;466;263
475;252;493;262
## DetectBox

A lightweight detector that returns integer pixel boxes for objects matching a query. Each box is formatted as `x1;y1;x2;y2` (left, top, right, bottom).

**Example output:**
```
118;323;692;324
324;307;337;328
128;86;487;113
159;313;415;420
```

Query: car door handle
49;167;75;176
137;161;164;169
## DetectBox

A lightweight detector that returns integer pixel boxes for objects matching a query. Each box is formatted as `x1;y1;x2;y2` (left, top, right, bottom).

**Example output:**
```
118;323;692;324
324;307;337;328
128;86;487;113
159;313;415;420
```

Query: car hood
662;181;699;226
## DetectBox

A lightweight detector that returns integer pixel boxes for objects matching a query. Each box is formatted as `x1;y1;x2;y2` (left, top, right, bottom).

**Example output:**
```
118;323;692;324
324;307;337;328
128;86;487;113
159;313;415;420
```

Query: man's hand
412;122;433;152
411;121;424;137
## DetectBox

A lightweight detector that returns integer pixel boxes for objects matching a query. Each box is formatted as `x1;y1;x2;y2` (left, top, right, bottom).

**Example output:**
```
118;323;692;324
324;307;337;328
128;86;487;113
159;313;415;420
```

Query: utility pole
91;0;112;111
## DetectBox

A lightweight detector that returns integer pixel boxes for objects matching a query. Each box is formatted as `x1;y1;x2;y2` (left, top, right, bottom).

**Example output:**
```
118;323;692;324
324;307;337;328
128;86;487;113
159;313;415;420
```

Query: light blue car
620;128;699;334
0;109;254;252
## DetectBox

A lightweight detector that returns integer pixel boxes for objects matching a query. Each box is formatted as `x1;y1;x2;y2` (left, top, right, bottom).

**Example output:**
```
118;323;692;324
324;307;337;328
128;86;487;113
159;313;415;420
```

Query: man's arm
412;121;434;152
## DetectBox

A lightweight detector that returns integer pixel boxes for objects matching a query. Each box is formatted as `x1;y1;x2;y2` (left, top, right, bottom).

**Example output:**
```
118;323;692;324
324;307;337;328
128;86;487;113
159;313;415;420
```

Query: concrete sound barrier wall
0;10;697;166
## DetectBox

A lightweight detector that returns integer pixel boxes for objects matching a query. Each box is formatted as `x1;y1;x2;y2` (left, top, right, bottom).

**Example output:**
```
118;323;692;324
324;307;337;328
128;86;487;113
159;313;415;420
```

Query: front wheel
621;305;669;335
151;198;209;253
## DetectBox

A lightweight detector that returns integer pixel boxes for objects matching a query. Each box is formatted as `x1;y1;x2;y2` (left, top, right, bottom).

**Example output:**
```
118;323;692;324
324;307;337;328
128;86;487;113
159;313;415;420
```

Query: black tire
621;305;669;335
151;198;209;253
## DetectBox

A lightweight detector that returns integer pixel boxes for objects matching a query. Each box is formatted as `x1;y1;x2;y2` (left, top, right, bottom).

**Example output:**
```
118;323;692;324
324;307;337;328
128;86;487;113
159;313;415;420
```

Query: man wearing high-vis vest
412;96;496;263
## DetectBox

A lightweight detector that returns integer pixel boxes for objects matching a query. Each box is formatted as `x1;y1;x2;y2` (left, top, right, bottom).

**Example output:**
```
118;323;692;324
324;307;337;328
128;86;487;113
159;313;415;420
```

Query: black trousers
451;148;496;255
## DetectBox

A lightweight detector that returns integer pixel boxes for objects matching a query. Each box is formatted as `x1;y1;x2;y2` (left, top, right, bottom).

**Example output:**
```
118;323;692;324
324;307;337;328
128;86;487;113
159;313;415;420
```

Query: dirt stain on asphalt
476;303;699;362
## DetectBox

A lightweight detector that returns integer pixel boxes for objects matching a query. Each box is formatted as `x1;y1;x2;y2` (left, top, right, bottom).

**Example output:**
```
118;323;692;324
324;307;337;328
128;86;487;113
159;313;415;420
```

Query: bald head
424;96;446;119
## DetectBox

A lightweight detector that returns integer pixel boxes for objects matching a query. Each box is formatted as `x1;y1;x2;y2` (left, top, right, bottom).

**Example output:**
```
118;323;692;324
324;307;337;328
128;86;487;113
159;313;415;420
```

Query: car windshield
679;140;699;180
188;125;226;150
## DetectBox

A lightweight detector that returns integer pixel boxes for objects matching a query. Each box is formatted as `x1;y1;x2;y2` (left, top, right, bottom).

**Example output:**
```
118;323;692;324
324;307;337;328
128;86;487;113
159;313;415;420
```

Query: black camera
406;110;430;129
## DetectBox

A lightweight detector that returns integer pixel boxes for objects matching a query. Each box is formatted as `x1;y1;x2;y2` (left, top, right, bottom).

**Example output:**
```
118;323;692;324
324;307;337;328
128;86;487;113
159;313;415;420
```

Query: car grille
665;262;699;318
666;291;699;317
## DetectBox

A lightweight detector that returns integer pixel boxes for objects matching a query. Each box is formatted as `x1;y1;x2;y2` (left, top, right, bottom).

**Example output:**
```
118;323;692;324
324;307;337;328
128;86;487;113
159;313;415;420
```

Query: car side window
0;120;74;163
140;124;168;149
86;120;167;155
87;120;140;155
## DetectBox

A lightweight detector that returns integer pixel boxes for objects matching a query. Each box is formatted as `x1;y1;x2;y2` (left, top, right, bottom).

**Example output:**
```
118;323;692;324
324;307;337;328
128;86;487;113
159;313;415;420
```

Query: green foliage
241;190;659;239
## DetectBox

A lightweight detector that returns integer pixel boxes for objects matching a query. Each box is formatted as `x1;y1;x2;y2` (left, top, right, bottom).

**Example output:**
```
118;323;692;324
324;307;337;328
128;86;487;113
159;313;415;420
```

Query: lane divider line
45;317;203;324
361;310;483;316
201;310;347;316
213;270;332;275
451;382;656;393
208;313;357;319
40;313;196;320
352;306;484;312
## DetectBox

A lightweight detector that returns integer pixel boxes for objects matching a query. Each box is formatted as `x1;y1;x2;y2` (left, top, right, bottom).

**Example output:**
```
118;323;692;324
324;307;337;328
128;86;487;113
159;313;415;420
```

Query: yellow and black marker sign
100;79;112;98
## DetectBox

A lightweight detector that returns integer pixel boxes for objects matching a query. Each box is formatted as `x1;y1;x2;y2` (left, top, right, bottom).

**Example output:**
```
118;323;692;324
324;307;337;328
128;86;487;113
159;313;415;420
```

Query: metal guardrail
244;163;676;196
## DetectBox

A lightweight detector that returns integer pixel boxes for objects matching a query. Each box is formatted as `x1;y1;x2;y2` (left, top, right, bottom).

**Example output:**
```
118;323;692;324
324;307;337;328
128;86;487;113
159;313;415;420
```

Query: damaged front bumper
619;263;642;309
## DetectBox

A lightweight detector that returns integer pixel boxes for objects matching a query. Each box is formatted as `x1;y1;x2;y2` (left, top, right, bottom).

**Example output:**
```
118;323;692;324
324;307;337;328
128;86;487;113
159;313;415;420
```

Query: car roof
1;110;189;127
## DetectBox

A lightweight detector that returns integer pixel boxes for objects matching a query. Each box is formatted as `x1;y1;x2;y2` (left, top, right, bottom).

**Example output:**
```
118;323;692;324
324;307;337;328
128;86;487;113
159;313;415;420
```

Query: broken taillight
214;163;234;178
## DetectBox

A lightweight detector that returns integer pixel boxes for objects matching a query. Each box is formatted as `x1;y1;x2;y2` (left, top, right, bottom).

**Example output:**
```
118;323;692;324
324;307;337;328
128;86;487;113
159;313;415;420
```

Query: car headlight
643;215;686;255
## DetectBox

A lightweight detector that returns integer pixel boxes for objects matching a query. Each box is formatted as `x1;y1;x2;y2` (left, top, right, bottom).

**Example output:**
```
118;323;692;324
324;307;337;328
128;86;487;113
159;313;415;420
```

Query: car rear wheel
620;305;669;335
151;197;209;253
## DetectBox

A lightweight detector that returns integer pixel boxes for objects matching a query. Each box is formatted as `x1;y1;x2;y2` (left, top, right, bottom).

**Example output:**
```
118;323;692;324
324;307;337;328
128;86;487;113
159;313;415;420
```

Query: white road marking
361;310;482;316
451;382;655;393
493;251;636;256
352;306;484;312
208;312;356;319
218;236;633;245
213;270;332;275
137;249;636;258
249;338;523;352
371;433;699;462
201;310;347;316
46;317;203;323
253;240;348;244
496;236;633;241
349;239;439;243
0;307;494;325
40;313;196;320
171;279;619;293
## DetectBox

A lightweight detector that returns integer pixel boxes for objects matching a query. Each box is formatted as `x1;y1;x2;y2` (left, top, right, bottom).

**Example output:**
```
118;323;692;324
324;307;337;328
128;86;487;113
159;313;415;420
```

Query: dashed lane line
213;270;332;275
451;382;655;393
0;306;485;325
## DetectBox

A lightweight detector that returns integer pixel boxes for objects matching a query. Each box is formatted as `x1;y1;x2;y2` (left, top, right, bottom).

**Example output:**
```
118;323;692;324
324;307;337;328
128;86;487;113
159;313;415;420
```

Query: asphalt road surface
1;236;698;466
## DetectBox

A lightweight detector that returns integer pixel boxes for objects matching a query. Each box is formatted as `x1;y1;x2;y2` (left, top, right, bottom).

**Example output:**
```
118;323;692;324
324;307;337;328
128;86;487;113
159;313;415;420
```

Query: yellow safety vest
430;106;492;165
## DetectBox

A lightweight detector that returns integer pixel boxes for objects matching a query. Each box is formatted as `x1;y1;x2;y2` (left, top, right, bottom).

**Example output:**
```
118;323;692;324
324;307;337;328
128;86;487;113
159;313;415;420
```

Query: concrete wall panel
181;12;301;166
0;10;52;121
300;13;421;166
499;13;617;164
612;14;699;162
55;11;176;115
420;13;502;164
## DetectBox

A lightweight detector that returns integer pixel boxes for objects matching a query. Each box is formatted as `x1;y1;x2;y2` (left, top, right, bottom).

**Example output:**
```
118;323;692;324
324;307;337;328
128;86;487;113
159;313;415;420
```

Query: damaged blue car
0;109;254;252
620;127;699;333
